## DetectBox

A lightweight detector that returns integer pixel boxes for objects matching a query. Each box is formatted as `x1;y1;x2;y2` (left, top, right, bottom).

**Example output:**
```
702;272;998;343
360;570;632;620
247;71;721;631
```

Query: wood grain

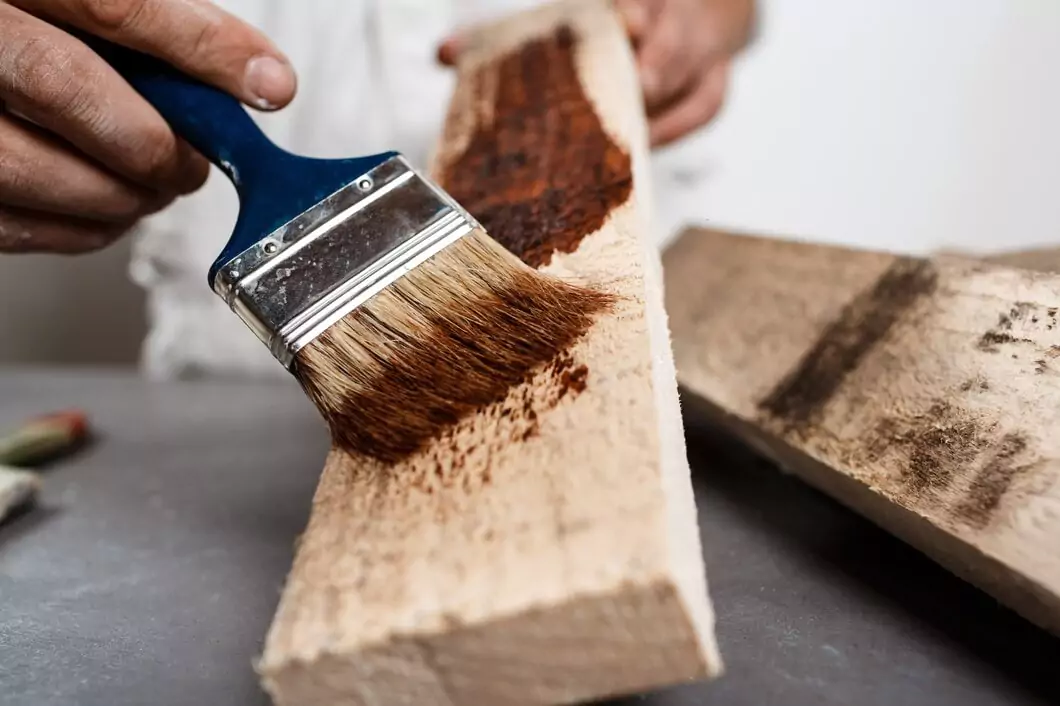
665;227;1060;634
258;3;720;704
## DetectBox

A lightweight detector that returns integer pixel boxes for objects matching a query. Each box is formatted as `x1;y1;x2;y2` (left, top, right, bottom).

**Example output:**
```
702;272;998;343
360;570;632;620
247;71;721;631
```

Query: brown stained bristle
292;229;614;464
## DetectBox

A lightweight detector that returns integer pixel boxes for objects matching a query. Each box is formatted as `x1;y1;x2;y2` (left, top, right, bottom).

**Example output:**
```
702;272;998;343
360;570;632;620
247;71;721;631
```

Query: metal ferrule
212;155;477;368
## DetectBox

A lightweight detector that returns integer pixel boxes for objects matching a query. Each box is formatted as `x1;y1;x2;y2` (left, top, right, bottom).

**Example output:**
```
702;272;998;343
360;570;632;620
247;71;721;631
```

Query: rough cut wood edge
665;226;1060;635
936;246;1060;273
983;247;1060;273
257;4;720;705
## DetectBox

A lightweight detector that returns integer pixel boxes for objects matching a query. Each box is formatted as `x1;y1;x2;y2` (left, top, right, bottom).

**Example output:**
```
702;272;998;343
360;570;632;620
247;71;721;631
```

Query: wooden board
936;245;1060;274
665;227;1060;634
257;3;720;705
983;246;1060;273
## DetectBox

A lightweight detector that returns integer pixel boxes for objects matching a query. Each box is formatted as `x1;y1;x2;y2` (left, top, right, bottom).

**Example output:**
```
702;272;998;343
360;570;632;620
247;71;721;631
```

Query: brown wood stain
758;257;939;435
756;258;1044;528
439;25;634;267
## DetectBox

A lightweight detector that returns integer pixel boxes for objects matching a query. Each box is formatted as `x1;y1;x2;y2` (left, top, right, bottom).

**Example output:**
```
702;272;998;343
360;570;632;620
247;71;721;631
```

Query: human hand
616;0;754;147
437;0;753;149
0;0;297;254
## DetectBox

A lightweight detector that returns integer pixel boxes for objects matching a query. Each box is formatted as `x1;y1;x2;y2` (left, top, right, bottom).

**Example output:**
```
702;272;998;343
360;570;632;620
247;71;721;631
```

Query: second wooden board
665;227;1060;634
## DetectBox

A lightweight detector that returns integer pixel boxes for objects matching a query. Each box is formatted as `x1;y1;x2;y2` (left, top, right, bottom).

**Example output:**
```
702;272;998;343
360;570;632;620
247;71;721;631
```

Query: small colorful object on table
0;409;90;467
0;409;90;525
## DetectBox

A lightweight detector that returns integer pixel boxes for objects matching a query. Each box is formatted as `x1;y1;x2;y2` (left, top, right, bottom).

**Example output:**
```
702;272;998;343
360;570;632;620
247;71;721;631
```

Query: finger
0;205;129;254
637;1;698;108
10;0;296;110
649;59;729;147
0;113;185;222
437;33;465;67
0;4;210;191
615;0;665;44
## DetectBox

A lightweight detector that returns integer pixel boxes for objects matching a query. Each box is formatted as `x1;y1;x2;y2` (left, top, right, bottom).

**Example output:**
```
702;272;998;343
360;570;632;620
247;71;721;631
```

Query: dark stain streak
896;403;988;494
863;398;1037;527
955;434;1031;527
758;258;938;434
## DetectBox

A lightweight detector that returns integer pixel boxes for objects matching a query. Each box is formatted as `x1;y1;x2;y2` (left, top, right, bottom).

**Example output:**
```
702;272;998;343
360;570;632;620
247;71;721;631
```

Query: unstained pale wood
665;227;1060;634
258;3;720;704
936;245;1060;273
983;246;1060;273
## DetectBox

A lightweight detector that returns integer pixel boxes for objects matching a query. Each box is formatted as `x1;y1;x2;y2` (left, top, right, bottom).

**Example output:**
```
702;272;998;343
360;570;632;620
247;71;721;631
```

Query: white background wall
667;0;1060;255
2;0;1059;363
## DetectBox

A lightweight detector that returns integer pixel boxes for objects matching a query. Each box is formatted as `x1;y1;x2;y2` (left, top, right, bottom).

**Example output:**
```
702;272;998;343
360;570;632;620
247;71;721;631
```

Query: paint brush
96;42;613;461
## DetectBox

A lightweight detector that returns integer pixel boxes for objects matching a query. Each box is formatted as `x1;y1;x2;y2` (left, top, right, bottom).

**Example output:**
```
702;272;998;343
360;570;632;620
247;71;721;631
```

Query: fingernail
244;55;296;110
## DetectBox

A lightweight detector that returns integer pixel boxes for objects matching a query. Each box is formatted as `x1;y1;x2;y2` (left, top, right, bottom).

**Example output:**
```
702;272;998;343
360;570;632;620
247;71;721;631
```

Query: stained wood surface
665;227;1060;635
258;3;720;705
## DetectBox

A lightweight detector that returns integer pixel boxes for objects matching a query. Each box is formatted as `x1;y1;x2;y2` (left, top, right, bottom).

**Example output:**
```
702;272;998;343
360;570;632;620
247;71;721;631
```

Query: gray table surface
1;368;1058;706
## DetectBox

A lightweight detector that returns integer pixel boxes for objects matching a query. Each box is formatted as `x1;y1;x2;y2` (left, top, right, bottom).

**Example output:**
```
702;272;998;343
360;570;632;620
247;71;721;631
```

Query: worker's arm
0;0;296;254
438;0;757;148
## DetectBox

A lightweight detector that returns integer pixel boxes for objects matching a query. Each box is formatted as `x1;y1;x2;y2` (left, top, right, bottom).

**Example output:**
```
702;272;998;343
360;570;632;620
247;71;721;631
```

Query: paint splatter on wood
407;350;597;500
978;303;1035;352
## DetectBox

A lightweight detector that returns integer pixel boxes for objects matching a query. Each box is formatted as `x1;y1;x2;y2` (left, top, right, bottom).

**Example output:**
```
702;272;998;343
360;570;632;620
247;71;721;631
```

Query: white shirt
131;0;710;378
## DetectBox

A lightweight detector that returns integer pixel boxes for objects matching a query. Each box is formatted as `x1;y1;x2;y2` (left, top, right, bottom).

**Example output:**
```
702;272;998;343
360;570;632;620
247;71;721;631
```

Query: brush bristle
292;228;614;463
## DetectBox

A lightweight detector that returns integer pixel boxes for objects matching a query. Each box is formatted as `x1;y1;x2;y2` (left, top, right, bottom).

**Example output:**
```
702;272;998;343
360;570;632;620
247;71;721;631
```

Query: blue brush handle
93;41;396;287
